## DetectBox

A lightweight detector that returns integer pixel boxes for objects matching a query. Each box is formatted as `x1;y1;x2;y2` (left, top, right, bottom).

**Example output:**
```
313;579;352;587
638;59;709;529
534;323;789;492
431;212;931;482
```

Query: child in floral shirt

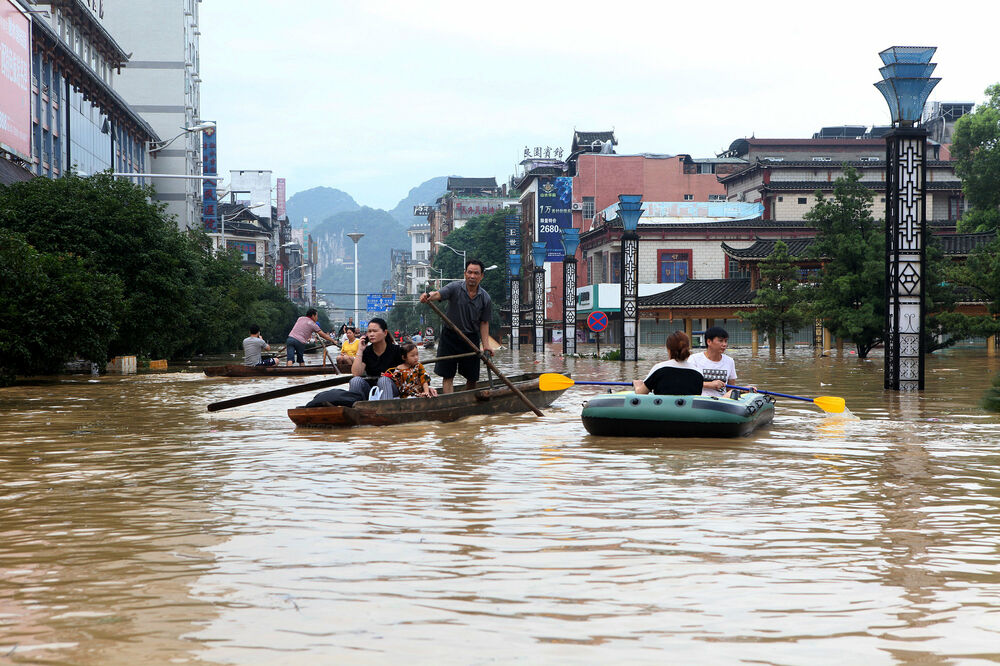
386;343;438;398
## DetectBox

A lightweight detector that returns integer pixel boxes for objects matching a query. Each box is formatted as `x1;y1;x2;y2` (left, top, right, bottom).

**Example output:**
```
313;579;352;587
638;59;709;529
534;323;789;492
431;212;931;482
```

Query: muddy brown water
2;345;999;664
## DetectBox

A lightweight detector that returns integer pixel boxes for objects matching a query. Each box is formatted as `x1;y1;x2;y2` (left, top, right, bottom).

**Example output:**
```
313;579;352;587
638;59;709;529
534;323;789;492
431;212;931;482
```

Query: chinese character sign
536;177;572;260
0;0;31;159
367;294;396;312
276;178;286;218
453;198;505;220
201;125;218;232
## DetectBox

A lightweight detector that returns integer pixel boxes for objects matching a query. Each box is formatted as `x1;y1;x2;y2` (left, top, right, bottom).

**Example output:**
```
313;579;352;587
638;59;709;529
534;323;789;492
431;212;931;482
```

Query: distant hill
311;207;410;316
286;186;360;229
388;176;449;227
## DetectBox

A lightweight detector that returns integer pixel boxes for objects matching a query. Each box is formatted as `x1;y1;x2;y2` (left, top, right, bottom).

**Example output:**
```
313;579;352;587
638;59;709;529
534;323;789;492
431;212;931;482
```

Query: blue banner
536;176;572;260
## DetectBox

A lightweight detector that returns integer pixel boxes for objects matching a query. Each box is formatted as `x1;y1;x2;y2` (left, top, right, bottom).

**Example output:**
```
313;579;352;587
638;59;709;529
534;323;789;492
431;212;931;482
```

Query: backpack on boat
304;388;366;408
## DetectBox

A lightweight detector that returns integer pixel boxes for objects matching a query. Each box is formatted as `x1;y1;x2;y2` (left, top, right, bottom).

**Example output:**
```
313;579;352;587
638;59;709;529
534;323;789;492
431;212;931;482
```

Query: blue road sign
366;293;395;312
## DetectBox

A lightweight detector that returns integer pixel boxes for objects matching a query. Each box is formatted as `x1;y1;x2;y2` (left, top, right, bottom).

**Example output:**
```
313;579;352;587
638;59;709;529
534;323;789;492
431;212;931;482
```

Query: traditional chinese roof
935;232;997;255
719;159;957;183
447;177;497;191
639;279;755;308
721;238;816;260
572;131;617;153
758;180;962;192
0;157;34;185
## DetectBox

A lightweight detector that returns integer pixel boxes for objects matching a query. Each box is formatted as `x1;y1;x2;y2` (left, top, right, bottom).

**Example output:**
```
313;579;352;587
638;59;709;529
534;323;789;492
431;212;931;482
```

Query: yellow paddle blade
814;396;846;413
539;373;575;391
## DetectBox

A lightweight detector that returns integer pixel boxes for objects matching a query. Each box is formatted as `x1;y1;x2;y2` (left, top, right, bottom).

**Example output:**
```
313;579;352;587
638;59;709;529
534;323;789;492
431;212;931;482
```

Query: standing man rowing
419;259;492;393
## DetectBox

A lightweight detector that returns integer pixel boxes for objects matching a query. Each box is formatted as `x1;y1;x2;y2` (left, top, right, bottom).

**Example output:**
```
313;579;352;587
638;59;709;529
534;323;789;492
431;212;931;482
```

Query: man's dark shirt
438;280;492;340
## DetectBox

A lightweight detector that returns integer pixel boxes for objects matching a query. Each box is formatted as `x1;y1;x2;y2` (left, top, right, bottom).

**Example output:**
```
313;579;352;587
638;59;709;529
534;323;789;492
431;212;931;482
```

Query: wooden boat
205;359;352;377
288;373;564;427
581;391;775;438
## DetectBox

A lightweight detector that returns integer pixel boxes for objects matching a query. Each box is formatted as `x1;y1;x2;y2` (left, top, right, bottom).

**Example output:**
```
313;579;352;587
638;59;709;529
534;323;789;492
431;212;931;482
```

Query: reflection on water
2;346;1000;663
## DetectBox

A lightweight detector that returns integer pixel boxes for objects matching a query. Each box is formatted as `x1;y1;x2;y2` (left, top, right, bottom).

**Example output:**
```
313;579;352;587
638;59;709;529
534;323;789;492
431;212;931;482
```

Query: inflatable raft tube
581;391;775;438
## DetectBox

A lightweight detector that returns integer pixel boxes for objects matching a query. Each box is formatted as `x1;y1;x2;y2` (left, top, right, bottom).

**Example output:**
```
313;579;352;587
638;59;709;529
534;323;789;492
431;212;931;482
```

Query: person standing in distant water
688;326;754;398
285;308;335;366
419;259;492;393
243;325;274;367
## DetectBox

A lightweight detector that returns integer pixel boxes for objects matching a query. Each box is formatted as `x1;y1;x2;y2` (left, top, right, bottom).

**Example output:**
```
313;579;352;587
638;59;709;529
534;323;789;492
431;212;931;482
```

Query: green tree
0;230;123;384
805;167;885;358
428;209;509;334
736;241;809;354
952;84;1000;232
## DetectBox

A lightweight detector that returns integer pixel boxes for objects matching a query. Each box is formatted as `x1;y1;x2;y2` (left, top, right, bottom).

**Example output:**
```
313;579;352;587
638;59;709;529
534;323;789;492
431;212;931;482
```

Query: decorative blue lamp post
560;228;581;355
532;242;548;353
509;252;521;351
617;195;643;362
875;46;940;391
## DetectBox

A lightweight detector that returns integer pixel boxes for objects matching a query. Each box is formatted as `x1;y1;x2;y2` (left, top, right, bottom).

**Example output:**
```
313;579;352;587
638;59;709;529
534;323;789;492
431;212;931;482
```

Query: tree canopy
805;167;885;358
0;173;314;383
736;241;809;354
952;83;1000;232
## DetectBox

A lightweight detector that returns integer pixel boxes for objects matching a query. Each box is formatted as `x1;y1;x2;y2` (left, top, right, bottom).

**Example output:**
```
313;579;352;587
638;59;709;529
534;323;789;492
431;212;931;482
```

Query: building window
582;196;594;220
708;194;726;202
777;196;784;202
797;197;808;205
728;258;750;280
415;268;425;278
948;196;966;221
415;250;426;260
683;194;694;201
610;252;621;284
658;250;691;283
698;163;714;174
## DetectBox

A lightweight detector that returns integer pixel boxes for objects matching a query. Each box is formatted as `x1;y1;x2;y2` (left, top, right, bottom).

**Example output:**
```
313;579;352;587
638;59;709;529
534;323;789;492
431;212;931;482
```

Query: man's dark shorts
434;329;481;383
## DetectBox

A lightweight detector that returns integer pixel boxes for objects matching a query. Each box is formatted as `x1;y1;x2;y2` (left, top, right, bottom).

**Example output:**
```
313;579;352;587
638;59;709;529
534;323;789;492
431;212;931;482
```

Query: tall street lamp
347;232;365;327
509;252;521;351
617;194;643;362
560;228;580;355
532;242;547;354
435;241;466;268
874;45;940;392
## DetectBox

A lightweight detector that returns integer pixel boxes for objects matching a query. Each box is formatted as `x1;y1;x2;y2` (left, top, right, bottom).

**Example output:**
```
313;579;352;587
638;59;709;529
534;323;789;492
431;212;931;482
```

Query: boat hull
581;392;774;438
204;361;351;377
288;374;563;427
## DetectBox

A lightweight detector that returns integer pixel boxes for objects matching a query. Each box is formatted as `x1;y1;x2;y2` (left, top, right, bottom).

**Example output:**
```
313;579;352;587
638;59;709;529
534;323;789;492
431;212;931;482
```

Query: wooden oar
206;352;481;412
425;300;543;417
208;375;353;412
538;373;846;414
726;384;845;413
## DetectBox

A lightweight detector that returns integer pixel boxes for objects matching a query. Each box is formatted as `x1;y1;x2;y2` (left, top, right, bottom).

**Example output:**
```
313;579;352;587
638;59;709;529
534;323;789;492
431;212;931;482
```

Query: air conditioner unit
571;202;584;211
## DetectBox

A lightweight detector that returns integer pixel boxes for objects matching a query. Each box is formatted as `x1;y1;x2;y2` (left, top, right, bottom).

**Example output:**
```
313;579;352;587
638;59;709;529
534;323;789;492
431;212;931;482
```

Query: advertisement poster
0;0;31;159
536;176;572;261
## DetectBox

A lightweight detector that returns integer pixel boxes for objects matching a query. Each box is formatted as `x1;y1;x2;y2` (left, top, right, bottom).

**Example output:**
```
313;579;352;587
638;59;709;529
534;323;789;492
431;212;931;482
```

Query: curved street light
435;241;466;267
149;120;216;153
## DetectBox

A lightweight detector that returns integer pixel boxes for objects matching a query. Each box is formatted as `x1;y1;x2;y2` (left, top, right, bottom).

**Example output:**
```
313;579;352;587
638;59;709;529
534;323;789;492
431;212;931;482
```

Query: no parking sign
588;311;608;333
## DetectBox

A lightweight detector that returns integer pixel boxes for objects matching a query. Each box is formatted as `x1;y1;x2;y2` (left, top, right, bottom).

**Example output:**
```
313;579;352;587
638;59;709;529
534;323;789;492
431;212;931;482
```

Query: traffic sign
366;293;396;312
588;311;609;333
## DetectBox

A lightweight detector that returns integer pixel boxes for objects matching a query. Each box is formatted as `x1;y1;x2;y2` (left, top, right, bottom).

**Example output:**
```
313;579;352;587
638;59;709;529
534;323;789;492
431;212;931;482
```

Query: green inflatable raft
581;391;775;438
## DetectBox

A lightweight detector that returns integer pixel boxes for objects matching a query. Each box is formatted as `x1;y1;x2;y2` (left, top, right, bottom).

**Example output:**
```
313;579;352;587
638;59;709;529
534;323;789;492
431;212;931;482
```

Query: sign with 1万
536;176;573;261
366;294;396;312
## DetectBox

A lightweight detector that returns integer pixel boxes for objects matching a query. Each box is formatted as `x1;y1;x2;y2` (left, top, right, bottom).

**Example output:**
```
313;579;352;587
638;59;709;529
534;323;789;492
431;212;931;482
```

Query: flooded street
2;345;1000;664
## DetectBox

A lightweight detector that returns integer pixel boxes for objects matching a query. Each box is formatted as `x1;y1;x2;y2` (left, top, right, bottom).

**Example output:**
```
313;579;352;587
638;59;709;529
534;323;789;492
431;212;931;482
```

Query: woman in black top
348;317;404;400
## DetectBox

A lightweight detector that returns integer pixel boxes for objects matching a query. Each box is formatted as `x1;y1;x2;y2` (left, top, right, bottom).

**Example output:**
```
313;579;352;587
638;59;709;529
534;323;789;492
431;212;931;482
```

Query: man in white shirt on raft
689;326;754;398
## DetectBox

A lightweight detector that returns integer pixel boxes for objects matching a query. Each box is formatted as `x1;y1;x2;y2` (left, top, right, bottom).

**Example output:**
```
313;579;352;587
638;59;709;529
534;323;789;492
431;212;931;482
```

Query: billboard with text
0;0;31;159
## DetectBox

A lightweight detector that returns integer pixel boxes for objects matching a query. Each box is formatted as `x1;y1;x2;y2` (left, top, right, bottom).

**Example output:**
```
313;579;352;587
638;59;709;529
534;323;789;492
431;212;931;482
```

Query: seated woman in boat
336;327;360;366
387;342;438;398
633;330;704;395
348;318;403;400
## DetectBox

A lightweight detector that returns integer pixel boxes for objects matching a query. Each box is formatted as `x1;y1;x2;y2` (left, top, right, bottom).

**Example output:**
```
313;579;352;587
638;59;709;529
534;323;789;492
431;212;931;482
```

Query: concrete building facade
102;0;202;229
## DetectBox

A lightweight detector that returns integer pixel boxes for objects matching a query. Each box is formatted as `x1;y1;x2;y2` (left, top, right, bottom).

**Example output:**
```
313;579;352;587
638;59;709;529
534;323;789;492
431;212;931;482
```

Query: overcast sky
199;0;999;211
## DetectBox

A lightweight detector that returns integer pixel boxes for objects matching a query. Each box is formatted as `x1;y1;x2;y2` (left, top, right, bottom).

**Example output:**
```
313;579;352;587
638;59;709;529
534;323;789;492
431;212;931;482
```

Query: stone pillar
884;127;927;391
751;329;759;356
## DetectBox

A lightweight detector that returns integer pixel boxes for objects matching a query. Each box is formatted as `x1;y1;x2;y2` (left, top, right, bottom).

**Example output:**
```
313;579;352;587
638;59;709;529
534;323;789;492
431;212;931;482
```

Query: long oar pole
425;300;543;417
207;352;480;412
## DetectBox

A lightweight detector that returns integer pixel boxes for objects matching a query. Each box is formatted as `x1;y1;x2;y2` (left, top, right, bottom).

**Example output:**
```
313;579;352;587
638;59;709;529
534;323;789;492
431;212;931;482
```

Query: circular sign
425;327;434;337
588;311;609;333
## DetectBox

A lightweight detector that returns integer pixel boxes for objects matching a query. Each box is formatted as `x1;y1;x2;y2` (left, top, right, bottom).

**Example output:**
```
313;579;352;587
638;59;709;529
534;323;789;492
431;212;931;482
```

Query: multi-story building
406;222;431;293
1;0;158;185
426;177;518;252
102;0;203;229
